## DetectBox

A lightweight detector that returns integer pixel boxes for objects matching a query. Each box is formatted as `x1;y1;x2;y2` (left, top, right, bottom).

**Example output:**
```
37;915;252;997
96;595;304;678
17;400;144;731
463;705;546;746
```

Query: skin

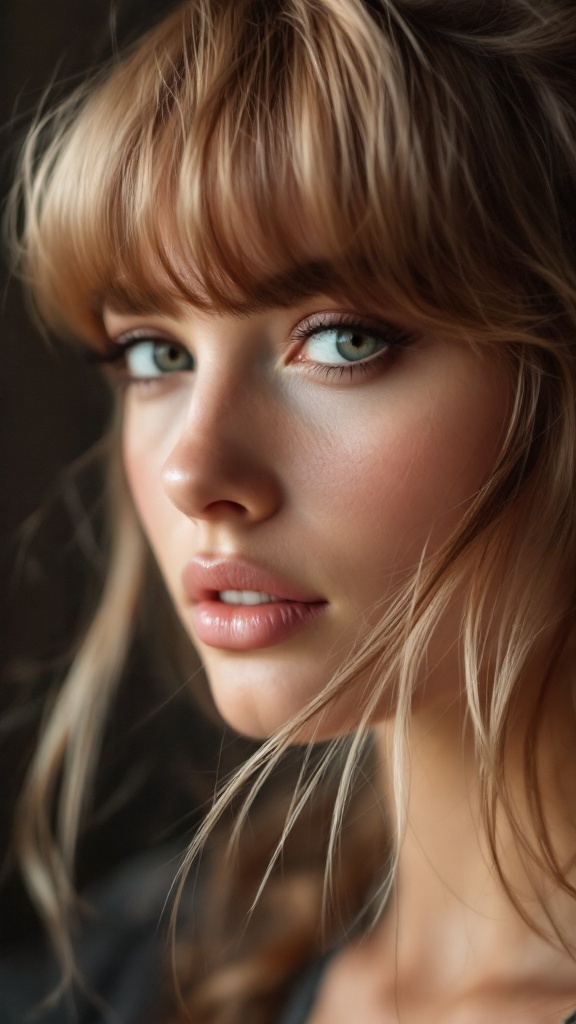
309;690;576;1024
105;294;576;1020
104;295;510;738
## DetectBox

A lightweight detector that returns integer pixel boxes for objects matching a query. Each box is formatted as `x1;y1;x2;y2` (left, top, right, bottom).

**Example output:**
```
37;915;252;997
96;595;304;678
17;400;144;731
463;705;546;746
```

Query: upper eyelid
104;309;414;351
293;310;365;335
94;331;193;373
291;309;415;338
293;314;417;357
109;327;177;346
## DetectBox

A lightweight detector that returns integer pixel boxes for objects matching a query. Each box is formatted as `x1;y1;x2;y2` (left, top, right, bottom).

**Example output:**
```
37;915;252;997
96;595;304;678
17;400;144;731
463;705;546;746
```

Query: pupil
155;343;185;370
336;330;374;361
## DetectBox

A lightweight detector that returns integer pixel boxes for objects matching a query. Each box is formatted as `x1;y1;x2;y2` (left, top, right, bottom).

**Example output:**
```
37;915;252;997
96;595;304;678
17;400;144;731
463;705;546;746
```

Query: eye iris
154;343;189;372
335;329;383;362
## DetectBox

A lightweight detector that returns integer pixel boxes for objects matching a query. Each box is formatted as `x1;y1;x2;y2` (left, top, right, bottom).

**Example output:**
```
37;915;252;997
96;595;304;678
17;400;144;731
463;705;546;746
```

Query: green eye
124;339;195;377
151;343;192;372
303;327;390;365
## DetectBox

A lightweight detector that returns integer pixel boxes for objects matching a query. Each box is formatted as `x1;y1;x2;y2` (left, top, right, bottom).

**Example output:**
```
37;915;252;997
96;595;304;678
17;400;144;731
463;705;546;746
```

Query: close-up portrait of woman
2;1;576;1022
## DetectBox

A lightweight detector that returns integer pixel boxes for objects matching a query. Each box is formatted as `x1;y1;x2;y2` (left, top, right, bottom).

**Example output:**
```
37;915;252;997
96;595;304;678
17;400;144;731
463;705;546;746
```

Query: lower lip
190;599;327;650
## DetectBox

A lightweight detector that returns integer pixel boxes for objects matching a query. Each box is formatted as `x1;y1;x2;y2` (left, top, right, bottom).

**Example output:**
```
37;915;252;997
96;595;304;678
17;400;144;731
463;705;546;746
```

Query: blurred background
0;0;230;950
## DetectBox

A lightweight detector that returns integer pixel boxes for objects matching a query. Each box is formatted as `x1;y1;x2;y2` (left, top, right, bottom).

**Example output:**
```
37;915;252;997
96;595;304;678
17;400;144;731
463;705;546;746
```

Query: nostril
161;440;283;523
204;499;247;516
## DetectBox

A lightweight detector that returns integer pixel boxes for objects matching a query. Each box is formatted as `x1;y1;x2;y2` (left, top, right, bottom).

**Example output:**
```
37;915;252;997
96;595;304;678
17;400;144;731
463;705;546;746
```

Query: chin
205;661;313;740
204;658;386;744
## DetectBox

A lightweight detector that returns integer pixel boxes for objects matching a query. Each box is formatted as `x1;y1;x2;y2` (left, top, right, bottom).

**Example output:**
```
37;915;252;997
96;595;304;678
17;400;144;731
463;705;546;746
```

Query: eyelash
292;312;414;381
92;333;190;391
95;313;415;387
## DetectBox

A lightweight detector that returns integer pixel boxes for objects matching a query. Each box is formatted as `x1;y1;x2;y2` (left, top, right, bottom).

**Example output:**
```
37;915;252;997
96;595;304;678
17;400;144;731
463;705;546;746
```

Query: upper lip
181;555;326;604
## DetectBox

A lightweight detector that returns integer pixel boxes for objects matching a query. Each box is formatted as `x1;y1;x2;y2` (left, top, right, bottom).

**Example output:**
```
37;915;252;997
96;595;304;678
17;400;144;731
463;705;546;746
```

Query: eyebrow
102;259;344;319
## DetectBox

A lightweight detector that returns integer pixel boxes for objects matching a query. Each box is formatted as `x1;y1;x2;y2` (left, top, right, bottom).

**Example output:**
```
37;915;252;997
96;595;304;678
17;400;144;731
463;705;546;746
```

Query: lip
181;555;327;650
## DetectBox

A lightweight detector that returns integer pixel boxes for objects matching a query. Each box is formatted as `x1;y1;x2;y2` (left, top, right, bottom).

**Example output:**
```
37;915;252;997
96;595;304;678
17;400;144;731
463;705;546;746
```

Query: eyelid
94;310;415;376
111;327;176;348
290;310;417;360
92;328;176;361
284;309;418;385
92;331;193;381
291;309;415;343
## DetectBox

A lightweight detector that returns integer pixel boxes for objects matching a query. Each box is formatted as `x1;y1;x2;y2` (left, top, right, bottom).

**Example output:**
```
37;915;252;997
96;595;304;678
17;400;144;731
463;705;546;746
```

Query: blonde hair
7;0;576;1020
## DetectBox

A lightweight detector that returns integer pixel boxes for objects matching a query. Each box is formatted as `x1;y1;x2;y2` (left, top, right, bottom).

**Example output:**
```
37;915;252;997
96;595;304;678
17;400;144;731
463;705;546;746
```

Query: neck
372;658;576;995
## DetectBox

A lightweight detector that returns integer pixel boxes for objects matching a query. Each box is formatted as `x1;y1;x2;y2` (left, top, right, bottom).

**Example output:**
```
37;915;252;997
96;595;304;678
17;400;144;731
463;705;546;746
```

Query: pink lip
181;556;327;651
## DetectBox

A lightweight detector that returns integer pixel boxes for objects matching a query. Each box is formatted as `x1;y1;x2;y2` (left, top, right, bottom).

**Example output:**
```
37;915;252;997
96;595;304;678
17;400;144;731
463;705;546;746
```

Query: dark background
0;0;226;948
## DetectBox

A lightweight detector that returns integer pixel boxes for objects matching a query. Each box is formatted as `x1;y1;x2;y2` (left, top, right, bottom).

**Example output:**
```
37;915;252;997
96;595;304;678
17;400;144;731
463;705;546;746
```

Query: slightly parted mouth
181;554;327;605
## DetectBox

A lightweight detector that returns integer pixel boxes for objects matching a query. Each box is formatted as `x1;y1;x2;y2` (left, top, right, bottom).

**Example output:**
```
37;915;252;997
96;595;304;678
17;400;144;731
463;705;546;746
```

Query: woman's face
104;293;510;738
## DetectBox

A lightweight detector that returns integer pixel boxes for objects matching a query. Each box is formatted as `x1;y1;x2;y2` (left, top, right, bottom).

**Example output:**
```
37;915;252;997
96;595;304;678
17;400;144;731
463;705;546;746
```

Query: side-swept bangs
13;0;576;349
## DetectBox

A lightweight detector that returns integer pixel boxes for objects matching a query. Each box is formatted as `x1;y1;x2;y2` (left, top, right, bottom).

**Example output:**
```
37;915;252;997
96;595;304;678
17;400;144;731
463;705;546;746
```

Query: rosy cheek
285;355;508;569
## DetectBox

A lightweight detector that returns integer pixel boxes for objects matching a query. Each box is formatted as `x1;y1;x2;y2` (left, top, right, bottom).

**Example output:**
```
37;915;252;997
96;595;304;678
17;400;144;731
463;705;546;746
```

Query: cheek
123;446;163;529
121;399;182;572
284;367;508;577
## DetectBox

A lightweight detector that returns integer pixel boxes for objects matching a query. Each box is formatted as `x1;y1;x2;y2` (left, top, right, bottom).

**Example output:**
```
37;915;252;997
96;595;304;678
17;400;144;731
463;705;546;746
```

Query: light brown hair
7;1;576;1020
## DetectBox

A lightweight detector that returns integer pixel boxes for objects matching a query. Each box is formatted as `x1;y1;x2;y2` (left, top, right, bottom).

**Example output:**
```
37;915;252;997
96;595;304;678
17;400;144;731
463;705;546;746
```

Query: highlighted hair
7;0;576;1020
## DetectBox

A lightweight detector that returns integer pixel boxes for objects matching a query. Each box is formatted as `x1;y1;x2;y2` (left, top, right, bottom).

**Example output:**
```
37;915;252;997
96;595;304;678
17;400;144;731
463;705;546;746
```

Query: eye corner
87;342;124;367
120;334;195;381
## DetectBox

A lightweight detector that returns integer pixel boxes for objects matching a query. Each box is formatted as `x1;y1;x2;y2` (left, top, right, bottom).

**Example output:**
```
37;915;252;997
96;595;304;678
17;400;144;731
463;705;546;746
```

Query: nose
161;375;283;525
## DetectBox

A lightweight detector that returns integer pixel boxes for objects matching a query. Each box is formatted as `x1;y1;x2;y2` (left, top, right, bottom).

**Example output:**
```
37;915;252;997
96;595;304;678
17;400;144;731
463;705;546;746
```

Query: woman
8;0;576;1020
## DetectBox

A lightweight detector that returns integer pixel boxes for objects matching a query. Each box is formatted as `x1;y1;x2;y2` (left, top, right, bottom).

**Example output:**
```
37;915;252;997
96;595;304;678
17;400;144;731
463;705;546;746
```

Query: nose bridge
161;356;281;521
181;355;260;462
185;360;238;442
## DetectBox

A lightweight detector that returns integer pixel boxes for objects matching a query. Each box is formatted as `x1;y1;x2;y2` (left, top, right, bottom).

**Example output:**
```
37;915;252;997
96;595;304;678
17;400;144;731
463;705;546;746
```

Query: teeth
218;590;282;605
